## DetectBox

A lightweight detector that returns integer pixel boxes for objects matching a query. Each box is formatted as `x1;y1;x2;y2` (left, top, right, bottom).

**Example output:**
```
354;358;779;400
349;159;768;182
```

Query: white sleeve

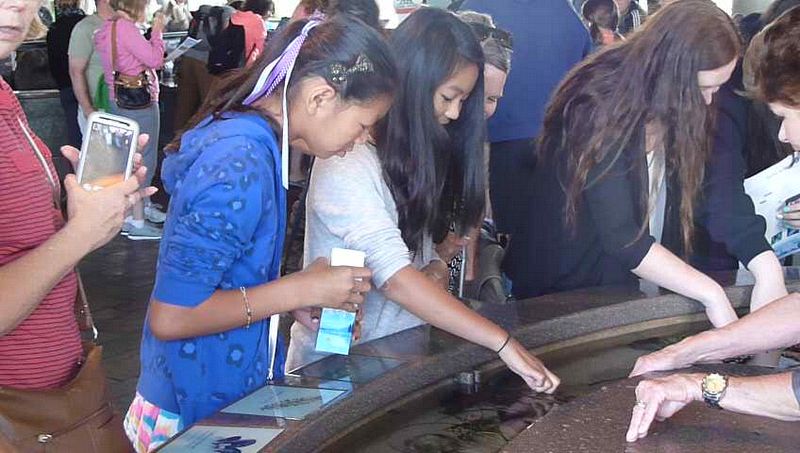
306;147;412;289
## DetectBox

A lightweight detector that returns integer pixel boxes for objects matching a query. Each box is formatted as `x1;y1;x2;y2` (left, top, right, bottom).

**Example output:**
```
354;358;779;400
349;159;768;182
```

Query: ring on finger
635;400;647;408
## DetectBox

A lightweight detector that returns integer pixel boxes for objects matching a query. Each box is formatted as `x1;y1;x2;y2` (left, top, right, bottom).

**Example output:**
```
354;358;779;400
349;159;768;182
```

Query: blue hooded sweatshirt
137;112;286;427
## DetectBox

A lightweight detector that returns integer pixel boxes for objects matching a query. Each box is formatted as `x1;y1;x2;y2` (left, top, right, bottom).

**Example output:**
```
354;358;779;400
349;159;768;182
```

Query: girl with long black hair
125;16;396;450
287;8;559;393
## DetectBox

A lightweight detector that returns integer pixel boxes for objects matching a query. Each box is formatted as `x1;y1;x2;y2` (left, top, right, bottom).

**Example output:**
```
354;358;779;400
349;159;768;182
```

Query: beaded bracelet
496;333;512;354
239;286;253;329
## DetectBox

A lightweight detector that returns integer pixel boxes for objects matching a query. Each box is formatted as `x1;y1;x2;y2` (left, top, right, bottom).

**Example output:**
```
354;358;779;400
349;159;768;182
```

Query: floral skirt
124;392;183;453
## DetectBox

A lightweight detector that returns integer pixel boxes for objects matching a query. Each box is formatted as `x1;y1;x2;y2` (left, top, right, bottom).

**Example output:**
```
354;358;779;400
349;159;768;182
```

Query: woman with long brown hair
504;0;786;327
625;9;800;442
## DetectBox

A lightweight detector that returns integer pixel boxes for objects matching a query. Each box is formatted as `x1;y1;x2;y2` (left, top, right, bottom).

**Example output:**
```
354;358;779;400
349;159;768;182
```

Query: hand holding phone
59;115;157;253
76;112;139;191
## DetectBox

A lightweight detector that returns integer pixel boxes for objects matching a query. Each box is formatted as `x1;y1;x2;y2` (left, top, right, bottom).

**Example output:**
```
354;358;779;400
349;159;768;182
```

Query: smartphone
315;248;366;356
76;112;139;189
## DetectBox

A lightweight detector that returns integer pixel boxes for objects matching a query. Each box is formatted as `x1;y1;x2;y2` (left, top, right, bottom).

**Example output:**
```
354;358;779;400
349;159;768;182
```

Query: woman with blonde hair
95;0;166;240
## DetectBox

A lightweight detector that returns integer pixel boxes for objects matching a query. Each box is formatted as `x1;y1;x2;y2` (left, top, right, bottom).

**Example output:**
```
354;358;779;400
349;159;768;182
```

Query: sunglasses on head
468;23;513;50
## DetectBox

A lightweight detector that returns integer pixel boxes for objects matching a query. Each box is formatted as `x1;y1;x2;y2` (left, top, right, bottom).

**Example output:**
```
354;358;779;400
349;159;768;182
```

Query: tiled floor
79;236;159;412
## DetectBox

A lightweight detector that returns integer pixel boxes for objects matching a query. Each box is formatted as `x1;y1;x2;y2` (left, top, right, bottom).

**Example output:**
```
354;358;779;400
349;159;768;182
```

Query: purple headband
243;17;324;106
240;14;325;196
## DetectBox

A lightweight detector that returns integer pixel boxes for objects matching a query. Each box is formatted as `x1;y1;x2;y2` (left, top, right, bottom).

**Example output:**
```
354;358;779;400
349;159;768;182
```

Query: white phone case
76;112;139;187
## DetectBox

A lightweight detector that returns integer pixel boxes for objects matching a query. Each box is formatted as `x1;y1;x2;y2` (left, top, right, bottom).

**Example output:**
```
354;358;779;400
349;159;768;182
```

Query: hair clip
329;54;375;85
329;63;348;84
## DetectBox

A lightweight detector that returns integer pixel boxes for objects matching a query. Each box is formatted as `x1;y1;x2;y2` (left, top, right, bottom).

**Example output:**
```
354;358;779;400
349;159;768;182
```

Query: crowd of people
2;0;800;451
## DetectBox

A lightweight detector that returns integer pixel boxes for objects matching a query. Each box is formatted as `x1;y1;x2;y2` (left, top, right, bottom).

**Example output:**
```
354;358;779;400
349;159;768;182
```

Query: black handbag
112;20;152;110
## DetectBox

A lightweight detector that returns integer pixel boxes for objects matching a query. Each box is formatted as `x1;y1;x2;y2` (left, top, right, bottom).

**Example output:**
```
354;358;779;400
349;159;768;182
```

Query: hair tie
243;18;323;106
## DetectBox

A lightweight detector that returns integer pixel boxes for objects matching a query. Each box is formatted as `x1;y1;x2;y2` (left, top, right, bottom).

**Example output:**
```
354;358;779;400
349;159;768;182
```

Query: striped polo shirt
0;79;82;389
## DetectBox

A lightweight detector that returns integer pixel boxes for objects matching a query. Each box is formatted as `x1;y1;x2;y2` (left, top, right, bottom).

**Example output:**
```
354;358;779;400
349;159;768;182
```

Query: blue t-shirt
137;112;287;426
460;0;592;143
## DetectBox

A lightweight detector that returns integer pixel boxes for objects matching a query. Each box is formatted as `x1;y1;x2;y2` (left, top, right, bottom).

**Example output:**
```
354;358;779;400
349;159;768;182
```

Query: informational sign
297;354;405;383
160;425;282;452
221;384;347;420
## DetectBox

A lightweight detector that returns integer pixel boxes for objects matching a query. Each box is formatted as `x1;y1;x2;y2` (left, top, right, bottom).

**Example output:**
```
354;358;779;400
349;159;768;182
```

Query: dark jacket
505;111;770;298
618;1;646;35
691;84;773;271
46;10;86;90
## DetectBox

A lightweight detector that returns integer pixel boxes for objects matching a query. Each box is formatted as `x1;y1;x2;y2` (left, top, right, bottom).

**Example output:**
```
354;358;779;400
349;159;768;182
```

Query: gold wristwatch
701;373;729;409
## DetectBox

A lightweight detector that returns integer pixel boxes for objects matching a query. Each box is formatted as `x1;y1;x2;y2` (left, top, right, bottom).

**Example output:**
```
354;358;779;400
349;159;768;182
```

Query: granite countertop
156;268;800;452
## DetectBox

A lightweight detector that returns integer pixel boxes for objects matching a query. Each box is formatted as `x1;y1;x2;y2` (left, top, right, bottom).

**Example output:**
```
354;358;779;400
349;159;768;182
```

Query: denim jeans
110;102;160;188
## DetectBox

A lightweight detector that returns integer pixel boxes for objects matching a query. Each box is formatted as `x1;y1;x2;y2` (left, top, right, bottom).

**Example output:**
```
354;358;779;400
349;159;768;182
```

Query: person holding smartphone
124;16;397;451
777;182;800;231
0;1;154;448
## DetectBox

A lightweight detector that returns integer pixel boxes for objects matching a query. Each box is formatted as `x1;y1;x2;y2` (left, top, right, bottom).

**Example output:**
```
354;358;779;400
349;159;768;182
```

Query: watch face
704;374;726;393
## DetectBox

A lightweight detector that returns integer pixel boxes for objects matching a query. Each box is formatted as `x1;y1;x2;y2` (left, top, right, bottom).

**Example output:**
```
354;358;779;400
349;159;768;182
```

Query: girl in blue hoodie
124;16;396;451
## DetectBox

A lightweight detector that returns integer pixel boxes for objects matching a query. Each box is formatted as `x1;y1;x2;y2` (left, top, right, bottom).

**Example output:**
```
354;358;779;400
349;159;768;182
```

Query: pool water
326;330;702;453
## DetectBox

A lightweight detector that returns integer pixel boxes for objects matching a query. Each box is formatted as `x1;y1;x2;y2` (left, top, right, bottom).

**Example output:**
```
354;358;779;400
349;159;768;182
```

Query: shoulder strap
74;271;98;342
17;117;98;343
111;19;118;74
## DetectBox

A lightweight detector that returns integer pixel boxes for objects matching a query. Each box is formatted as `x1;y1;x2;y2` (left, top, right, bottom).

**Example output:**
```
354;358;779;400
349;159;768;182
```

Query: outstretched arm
631;292;800;376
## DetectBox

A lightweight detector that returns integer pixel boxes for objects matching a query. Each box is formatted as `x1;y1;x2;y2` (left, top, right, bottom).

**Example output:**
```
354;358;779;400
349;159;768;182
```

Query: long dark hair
373;7;486;253
328;0;381;30
169;16;396;151
540;0;740;253
242;0;273;16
